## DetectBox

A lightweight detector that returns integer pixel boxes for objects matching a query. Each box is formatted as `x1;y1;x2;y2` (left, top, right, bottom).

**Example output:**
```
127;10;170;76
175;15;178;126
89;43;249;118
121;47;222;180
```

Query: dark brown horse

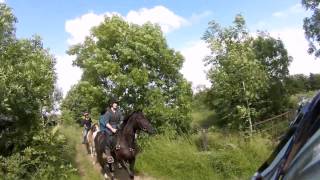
94;111;154;180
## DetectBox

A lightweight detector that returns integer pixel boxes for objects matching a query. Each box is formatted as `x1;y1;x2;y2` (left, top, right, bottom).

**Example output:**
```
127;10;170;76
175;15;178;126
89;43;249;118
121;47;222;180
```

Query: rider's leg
82;129;86;144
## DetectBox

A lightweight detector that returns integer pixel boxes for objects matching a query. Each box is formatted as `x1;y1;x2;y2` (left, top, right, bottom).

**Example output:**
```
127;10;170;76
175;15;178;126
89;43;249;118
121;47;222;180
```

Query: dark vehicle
252;91;320;180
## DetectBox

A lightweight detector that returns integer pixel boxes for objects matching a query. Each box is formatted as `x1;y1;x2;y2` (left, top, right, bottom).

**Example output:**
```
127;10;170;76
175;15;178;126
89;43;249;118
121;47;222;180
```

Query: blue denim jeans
82;128;89;143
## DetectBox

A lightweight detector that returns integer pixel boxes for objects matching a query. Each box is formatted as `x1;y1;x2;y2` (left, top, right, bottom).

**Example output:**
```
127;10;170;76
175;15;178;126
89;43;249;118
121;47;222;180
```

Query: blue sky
3;0;319;95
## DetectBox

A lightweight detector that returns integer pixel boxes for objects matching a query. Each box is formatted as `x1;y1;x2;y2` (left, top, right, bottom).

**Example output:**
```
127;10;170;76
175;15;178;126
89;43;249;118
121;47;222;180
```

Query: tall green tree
67;16;192;133
0;4;56;155
302;0;320;57
203;15;268;131
61;81;106;124
252;34;292;115
0;4;76;179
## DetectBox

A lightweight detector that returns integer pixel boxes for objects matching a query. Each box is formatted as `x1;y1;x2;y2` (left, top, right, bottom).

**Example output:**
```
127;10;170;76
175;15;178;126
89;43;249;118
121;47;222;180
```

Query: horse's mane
120;110;143;129
91;122;99;131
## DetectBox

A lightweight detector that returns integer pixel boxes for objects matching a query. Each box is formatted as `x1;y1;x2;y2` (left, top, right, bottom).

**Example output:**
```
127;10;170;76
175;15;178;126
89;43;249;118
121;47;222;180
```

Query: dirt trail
77;142;154;180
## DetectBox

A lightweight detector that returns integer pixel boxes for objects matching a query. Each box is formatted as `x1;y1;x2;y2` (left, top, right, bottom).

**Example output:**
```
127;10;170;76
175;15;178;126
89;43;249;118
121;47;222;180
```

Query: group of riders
81;98;123;163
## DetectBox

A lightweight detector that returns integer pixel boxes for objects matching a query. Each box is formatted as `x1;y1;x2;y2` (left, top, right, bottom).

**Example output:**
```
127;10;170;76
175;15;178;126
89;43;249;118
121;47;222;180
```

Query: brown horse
94;111;154;180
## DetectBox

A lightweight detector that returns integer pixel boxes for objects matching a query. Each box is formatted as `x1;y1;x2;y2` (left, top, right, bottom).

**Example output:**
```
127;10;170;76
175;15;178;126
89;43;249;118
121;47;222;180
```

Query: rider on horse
82;112;92;144
99;98;123;163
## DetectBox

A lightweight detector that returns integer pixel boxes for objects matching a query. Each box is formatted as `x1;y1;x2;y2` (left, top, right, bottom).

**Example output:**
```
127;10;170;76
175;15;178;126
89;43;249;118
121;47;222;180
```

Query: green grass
136;131;273;180
136;134;221;180
60;125;102;180
288;90;318;109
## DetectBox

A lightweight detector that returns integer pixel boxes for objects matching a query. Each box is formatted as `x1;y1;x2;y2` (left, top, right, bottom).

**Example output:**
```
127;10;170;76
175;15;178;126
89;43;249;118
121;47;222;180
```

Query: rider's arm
107;123;117;133
105;112;117;133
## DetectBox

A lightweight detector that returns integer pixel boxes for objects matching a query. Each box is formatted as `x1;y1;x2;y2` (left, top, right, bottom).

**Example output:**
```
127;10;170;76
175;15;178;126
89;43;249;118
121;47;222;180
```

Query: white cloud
126;6;188;33
0;0;5;3
65;6;188;45
180;41;211;90
55;55;82;96
272;3;306;18
65;12;119;45
270;28;320;75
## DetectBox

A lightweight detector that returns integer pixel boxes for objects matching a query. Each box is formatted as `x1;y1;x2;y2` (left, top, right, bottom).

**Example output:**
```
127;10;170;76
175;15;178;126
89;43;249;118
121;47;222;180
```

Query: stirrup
107;156;114;163
116;144;121;150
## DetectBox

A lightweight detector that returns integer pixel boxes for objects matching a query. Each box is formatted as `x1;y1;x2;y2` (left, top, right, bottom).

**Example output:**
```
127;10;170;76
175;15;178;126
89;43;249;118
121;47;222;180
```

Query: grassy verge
136;131;273;180
60;125;102;180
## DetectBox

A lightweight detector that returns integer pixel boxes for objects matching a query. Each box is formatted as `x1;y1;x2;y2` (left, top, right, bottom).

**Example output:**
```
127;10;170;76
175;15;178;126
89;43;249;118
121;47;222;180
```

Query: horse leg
119;159;134;179
129;158;135;179
108;163;115;180
91;146;94;157
92;142;96;156
96;151;108;179
104;148;115;179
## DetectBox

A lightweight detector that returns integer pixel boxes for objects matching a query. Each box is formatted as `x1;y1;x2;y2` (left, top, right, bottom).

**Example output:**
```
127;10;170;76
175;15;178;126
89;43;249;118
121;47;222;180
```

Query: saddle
103;131;117;151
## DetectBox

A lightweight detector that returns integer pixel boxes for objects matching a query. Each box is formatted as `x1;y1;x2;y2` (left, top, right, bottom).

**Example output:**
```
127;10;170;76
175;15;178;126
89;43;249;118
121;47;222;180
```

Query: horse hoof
104;173;109;179
118;163;122;169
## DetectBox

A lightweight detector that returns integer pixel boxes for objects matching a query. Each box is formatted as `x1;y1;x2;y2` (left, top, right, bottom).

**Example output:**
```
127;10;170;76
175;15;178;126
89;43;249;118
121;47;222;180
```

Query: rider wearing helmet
81;112;92;144
99;97;123;163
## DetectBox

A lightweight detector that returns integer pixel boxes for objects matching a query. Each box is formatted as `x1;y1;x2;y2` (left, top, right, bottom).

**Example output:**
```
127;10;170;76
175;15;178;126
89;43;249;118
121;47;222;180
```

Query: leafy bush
0;126;77;180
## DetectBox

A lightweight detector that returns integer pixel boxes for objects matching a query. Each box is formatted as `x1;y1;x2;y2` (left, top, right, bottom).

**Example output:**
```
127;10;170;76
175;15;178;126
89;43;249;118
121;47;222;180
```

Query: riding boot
105;149;114;164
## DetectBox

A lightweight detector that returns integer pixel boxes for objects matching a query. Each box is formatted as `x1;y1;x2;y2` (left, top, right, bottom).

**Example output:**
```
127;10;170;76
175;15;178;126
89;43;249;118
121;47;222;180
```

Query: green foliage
286;73;320;95
202;15;292;129
0;4;16;44
286;74;310;94
0;4;76;179
252;34;292;115
302;0;320;57
288;90;318;109
204;133;272;179
0;3;56;155
191;109;216;130
67;16;192;133
308;73;320;90
136;131;272;180
203;15;268;129
0;126;77;179
61;81;106;124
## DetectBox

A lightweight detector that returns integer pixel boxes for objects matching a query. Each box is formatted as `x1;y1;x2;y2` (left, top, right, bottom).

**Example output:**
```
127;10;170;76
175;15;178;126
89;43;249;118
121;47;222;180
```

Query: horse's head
133;111;154;134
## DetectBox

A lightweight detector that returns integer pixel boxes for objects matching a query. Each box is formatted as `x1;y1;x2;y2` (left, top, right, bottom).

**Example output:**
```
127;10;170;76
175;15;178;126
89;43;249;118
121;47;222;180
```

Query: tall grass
136;131;273;180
